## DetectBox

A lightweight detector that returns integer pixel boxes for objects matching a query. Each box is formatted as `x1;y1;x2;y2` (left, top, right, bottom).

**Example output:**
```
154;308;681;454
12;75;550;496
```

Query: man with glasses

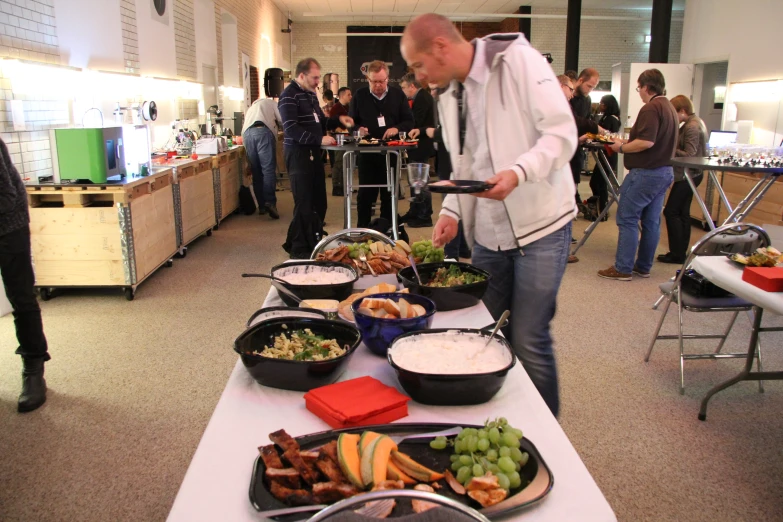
598;68;678;281
350;60;414;227
557;74;601;263
569;68;600;220
278;58;354;258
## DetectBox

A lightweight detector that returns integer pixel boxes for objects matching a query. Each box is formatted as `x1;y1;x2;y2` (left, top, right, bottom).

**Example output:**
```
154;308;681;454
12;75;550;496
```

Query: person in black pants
589;94;622;216
278;58;354;258
0;138;49;413
350;60;414;227
658;95;708;264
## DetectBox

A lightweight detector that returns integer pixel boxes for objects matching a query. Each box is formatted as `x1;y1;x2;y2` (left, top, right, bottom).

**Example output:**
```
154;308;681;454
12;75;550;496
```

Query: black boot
18;358;46;413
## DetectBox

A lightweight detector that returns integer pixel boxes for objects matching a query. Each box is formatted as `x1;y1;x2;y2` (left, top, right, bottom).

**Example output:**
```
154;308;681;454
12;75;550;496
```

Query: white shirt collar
371;88;388;101
466;39;488;86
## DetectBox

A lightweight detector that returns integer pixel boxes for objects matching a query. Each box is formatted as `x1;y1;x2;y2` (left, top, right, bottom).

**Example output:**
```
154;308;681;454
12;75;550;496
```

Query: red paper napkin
304;376;410;428
742;267;783;292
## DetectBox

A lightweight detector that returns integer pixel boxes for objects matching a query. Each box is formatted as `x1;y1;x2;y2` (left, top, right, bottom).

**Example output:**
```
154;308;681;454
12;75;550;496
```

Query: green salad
425;265;487;287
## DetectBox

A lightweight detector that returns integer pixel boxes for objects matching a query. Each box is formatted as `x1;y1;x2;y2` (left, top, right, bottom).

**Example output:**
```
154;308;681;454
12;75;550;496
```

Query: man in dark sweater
329;87;353;197
278;58;354;258
569;68;599;213
349;60;414;227
0;138;49;412
399;73;434;228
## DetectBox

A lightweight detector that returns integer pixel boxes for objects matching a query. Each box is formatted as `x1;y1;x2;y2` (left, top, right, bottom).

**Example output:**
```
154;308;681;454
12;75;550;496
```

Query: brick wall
0;0;58;63
174;0;197;80
531;7;683;79
291;22;347;89
120;0;139;73
213;0;290;87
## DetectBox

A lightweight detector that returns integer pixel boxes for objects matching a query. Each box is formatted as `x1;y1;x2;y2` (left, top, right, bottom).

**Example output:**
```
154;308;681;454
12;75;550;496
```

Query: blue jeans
243;126;277;207
614;166;674;274
472;222;571;417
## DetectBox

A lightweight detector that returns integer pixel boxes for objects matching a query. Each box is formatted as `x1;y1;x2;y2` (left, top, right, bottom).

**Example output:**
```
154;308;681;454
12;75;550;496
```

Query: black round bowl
246;306;328;328
234;317;362;391
270;261;359;307
396;262;492;311
387;328;516;405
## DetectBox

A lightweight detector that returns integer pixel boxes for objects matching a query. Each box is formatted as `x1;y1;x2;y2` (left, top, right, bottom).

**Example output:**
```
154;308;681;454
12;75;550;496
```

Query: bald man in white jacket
402;14;578;416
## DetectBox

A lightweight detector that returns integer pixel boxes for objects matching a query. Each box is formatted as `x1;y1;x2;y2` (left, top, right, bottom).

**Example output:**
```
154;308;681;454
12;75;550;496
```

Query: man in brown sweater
0;138;49;412
598;69;678;281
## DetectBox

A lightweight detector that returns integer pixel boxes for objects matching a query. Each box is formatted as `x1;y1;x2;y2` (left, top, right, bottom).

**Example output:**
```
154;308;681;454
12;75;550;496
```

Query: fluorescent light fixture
729;80;783;103
644;35;652;43
302;11;684;22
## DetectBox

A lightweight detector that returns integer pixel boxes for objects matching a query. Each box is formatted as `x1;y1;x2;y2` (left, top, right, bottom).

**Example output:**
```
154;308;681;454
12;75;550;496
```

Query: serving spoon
241;273;302;304
482;309;510;348
407;254;423;285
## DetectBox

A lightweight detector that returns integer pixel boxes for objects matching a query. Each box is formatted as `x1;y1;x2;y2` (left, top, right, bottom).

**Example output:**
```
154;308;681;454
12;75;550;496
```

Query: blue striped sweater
278;81;339;148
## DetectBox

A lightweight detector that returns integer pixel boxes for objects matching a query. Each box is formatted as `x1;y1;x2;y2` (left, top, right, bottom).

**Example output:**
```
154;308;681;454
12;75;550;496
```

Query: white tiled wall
0;0;58;63
292;22;348;89
120;0;140;73
174;0;197;80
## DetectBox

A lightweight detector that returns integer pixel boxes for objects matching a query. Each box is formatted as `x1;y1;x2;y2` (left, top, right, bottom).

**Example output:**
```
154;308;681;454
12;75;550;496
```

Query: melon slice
359;431;382;456
360;435;399;488
387;460;417;485
337;433;364;489
390;450;444;482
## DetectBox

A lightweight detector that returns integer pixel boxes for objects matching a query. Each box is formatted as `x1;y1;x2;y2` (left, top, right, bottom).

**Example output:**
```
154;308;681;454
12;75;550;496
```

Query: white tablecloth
167;286;615;521
692;257;783;315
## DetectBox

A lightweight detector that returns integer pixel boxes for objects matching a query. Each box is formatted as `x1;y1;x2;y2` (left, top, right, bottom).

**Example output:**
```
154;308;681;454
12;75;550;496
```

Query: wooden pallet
26;171;173;208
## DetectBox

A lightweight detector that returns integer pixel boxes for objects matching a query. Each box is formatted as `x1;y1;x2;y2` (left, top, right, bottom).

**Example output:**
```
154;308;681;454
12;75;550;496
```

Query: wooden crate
218;152;241;221
28;169;177;287
179;167;216;246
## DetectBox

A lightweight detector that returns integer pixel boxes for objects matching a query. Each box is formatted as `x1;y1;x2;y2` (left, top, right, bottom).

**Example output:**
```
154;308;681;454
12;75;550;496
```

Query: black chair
645;223;770;394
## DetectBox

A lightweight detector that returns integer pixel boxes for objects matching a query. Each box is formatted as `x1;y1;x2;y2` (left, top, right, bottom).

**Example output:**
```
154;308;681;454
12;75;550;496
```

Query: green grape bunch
429;417;529;491
411;240;445;264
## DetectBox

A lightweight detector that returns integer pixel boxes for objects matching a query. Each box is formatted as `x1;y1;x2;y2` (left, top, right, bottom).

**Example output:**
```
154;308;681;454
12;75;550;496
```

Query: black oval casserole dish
387;328;516;405
269;261;359;307
234;317;362;391
396;262;492;311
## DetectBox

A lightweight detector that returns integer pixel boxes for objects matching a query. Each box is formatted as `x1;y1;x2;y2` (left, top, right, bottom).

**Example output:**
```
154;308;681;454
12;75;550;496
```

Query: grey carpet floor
0;178;781;521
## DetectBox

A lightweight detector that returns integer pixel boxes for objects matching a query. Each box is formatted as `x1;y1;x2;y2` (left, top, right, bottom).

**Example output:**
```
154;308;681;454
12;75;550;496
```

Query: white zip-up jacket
439;34;578;249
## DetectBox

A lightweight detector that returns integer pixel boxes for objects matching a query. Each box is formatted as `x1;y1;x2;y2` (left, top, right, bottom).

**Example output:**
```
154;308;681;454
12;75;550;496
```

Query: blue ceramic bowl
351;292;436;356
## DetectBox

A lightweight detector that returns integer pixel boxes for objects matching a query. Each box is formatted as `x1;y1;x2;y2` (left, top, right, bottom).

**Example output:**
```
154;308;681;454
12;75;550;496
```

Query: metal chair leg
748;310;765;393
645;293;673;362
714;311;739;354
677;294;686;394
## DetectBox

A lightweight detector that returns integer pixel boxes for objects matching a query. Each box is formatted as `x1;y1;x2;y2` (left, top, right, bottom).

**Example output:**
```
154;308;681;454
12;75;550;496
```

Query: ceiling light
644;35;652;43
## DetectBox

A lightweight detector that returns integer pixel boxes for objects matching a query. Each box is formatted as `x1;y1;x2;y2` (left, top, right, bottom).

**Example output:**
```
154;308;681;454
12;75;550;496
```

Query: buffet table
571;142;621;256
167;285;616;521
671;157;783;230
691;257;783;420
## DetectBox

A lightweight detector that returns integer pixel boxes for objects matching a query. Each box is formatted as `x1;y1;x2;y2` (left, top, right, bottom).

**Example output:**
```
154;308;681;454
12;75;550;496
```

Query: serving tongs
241;273;302;304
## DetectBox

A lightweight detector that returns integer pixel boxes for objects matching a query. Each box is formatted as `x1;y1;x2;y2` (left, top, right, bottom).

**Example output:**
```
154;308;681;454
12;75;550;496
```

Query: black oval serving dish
396;262;492;311
387;328;516;405
234;317;362;391
269;261;359;307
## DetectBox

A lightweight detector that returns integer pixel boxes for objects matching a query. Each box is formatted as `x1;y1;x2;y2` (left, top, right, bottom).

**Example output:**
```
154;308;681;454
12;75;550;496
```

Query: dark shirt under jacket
349;87;414;140
408;89;435;162
570;93;592;120
278;81;340;149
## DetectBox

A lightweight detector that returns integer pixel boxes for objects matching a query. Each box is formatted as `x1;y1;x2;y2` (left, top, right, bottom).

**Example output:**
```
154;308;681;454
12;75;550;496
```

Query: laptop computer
708;130;738;148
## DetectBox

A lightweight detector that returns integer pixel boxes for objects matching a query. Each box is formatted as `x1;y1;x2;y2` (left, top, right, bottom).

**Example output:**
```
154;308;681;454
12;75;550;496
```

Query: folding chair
645;222;771;394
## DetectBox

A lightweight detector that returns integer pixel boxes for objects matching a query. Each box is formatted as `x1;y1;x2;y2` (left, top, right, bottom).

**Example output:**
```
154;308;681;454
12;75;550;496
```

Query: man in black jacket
278;58;353;258
0;138;49;412
399;73;434;227
350;60;414;227
569;68;599;213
